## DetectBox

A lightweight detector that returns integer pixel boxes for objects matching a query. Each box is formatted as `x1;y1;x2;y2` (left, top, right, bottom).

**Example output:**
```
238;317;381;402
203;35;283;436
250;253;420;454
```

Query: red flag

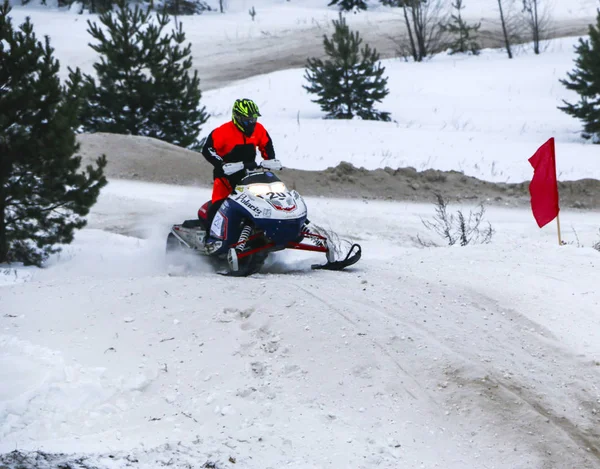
528;137;559;228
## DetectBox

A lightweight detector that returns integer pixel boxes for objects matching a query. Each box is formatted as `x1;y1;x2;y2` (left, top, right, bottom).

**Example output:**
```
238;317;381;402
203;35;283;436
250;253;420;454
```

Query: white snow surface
1;179;600;468
2;2;600;467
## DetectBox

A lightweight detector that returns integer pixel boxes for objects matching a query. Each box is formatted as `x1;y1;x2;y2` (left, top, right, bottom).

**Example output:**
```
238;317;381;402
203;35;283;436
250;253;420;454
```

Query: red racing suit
201;121;275;203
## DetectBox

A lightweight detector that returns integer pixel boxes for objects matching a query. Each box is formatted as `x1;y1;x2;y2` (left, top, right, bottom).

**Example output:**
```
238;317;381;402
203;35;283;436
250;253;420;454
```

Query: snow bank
0;335;155;443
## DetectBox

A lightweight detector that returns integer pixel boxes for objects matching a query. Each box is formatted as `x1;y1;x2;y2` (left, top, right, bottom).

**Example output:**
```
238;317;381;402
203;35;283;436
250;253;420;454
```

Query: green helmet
232;98;261;136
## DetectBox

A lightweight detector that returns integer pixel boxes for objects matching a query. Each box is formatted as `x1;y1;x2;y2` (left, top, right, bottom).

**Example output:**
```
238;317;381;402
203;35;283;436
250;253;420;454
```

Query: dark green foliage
379;0;424;6
0;2;107;266
89;0;114;13
303;13;390;121
71;0;208;149
145;21;209;148
441;0;481;55
161;0;212;15
26;0;211;14
24;0;113;12
558;10;600;143
328;0;367;11
81;0;116;14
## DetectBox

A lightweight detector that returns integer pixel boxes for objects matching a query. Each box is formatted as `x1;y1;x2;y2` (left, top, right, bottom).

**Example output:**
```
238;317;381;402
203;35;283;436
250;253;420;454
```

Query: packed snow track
1;180;599;469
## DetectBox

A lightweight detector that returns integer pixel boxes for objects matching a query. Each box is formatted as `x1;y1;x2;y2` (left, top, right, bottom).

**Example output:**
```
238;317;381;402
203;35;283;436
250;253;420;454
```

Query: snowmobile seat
182;219;205;229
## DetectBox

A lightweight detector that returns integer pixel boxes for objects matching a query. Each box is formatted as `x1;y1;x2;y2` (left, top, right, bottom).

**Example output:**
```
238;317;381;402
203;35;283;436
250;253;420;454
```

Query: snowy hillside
6;2;600;183
201;35;600;183
1;180;600;469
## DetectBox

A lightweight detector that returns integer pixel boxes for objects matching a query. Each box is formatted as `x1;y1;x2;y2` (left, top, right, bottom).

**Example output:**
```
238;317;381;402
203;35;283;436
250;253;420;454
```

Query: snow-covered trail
187;16;595;91
1;179;599;468
6;6;597;90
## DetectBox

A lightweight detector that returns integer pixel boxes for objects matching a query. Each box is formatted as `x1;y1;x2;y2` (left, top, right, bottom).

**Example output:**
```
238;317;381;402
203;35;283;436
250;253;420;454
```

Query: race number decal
210;212;227;239
266;192;296;212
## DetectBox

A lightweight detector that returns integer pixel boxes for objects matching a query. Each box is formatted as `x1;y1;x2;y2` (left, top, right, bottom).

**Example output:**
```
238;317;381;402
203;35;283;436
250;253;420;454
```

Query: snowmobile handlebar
223;159;283;176
244;159;282;172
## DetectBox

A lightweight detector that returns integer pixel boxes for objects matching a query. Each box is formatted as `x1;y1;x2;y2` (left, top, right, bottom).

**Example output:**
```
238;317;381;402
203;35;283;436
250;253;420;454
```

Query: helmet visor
238;116;258;126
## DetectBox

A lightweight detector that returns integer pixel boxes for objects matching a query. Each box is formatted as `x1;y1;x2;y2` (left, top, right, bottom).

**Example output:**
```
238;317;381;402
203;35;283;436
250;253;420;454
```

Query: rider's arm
201;131;224;167
256;124;275;160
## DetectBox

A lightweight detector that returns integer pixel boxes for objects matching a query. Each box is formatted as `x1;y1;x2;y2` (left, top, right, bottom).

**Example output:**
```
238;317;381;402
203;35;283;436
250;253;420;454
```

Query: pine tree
441;0;481;55
73;0;208;149
76;0;114;14
88;0;114;13
161;0;212;15
146;20;208;148
558;11;600;143
379;0;424;7
0;2;107;266
328;0;367;11
303;13;390;121
30;0;212;14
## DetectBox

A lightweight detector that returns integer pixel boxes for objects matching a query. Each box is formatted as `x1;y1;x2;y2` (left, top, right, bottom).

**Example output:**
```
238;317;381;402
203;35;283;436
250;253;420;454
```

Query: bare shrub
521;0;552;55
569;225;583;248
494;0;526;58
383;0;449;62
419;193;494;246
563;227;600;251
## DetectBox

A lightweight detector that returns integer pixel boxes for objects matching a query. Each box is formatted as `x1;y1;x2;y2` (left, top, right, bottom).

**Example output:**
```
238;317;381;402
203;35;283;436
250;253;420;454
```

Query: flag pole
556;213;563;245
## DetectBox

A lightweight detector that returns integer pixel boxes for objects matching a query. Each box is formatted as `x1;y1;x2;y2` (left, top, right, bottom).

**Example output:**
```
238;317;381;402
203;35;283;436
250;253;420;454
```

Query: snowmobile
166;159;361;276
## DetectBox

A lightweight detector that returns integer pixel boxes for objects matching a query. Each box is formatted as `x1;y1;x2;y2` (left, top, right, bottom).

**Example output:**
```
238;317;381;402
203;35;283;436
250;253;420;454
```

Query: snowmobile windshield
240;171;287;196
247;181;287;197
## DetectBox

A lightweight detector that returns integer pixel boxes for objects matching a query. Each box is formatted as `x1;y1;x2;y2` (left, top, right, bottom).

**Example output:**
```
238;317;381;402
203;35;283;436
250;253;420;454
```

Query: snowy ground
3;2;600;468
1;179;600;468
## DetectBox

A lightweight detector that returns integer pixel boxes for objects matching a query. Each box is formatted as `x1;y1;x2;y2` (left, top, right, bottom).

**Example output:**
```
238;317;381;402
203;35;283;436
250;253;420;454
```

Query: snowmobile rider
201;98;279;229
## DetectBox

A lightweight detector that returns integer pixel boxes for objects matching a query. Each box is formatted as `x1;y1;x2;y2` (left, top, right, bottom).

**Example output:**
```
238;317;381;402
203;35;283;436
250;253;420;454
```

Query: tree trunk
0;199;7;264
411;2;426;61
344;67;352;118
402;4;418;62
532;0;540;54
410;0;423;62
0;154;9;264
497;0;513;59
458;5;466;52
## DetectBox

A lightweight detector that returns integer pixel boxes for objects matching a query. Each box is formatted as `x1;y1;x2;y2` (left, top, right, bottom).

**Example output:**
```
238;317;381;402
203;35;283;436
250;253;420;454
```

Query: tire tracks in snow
453;290;600;468
299;268;600;468
292;281;436;406
395;275;600;468
196;17;595;90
